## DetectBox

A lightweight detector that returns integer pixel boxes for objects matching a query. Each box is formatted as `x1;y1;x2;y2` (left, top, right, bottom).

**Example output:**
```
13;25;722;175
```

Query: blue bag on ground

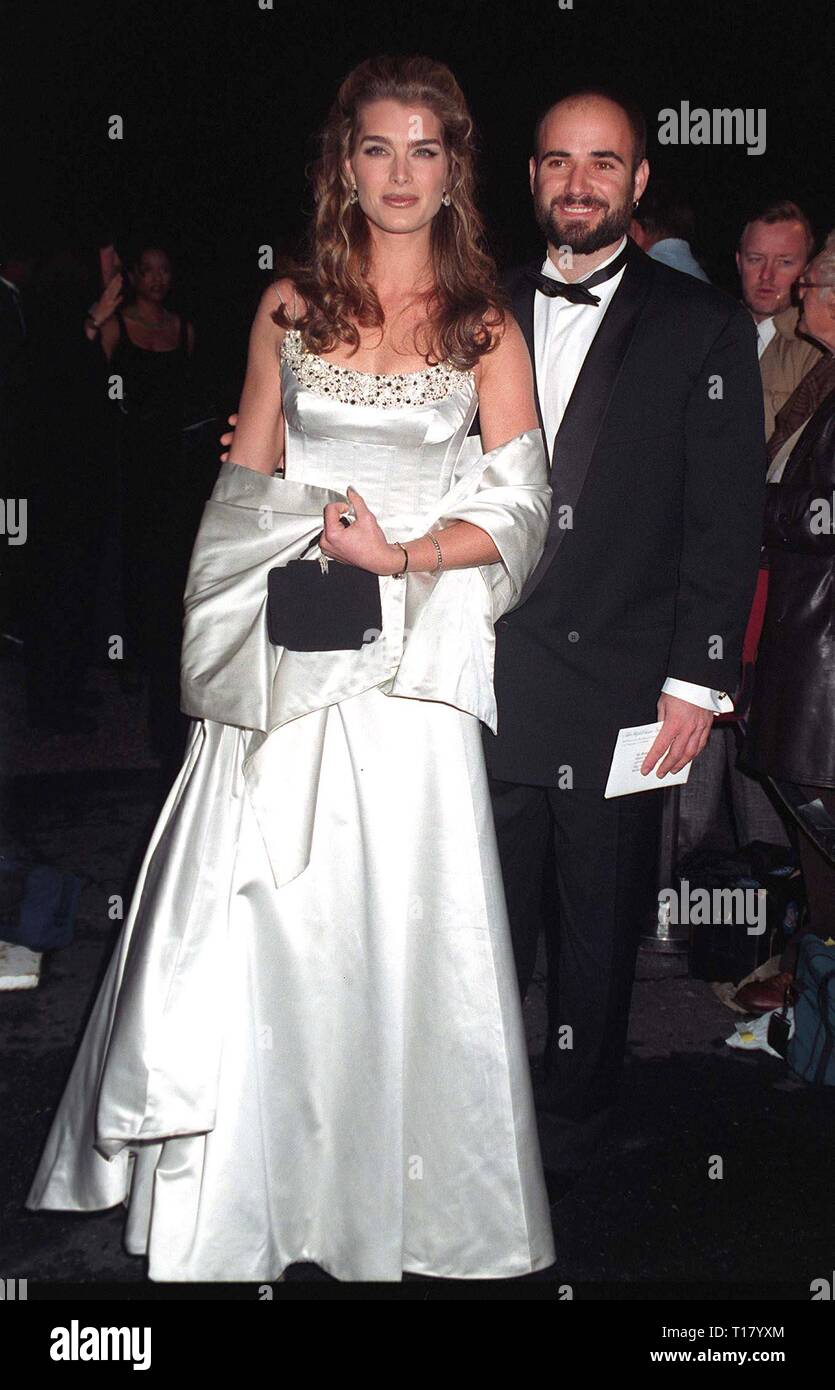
787;936;835;1086
0;858;81;951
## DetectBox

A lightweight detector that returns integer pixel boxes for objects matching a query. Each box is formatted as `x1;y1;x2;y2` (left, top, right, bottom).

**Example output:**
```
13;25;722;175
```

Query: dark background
5;0;834;405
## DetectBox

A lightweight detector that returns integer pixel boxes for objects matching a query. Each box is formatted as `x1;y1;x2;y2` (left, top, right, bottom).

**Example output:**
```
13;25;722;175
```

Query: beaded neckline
280;328;473;408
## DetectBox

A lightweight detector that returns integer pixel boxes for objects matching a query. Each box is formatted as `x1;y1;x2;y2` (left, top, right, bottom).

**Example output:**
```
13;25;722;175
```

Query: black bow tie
526;243;630;306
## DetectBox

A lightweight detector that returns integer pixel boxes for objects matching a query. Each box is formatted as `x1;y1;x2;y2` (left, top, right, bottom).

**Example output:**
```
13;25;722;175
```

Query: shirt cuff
662;677;734;715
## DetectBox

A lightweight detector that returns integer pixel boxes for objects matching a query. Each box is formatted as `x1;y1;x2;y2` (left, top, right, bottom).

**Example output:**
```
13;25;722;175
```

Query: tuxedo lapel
514;239;655;609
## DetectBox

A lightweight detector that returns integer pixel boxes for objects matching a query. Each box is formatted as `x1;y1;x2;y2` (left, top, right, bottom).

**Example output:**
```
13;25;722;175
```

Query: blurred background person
629;185;709;281
743;235;835;961
768;231;835;461
737;201;821;437
89;238;196;774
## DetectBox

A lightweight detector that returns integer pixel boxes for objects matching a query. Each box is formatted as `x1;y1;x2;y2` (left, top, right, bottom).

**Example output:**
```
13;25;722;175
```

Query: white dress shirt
755;315;772;358
533;235;732;715
757;316;777;359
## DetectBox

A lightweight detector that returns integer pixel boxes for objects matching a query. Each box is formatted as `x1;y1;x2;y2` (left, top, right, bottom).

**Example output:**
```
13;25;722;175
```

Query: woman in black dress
89;241;195;771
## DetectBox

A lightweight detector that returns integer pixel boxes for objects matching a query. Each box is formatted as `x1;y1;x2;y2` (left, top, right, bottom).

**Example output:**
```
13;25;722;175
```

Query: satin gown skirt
25;687;555;1282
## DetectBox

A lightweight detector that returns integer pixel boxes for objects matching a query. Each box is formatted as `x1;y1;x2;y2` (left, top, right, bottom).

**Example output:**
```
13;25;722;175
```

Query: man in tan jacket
736;201;821;437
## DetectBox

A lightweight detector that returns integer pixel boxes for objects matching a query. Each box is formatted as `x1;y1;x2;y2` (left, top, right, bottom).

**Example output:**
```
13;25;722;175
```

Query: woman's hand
219;412;238;462
91;272;124;327
319;486;403;576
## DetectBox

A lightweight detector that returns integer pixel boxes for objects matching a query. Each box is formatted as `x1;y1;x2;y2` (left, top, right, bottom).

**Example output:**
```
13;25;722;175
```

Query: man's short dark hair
634;187;696;243
738;201;816;259
532;87;647;174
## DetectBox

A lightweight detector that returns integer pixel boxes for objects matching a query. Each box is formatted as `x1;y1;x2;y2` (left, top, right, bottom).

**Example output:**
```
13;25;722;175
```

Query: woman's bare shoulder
474;308;527;380
267;275;309;318
250;276;307;357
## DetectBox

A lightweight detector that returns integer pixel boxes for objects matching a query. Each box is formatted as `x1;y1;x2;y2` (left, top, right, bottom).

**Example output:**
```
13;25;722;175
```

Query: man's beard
535;192;634;256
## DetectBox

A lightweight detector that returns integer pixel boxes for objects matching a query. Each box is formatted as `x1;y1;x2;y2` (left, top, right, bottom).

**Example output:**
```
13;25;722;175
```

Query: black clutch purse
267;535;383;652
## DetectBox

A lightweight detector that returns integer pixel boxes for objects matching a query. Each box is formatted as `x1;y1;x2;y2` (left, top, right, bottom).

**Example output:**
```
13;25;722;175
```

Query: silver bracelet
428;532;443;573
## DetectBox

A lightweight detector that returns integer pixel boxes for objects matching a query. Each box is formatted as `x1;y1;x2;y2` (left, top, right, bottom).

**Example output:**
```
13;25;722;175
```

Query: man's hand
219;412;238;462
641;692;713;778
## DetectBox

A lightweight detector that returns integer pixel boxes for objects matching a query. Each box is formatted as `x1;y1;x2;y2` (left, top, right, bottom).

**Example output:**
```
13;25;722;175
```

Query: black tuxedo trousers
490;776;661;1172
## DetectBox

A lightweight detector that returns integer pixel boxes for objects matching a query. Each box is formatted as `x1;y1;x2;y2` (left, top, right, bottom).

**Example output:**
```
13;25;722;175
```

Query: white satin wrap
180;436;550;892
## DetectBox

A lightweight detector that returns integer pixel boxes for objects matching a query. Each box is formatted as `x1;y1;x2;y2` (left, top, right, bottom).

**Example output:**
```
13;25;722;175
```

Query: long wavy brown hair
272;54;506;370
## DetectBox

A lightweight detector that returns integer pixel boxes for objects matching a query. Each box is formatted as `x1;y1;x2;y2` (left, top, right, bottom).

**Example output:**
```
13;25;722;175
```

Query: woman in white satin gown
25;54;556;1282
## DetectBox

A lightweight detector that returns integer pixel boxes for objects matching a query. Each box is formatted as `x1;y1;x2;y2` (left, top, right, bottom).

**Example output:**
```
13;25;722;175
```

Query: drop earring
349;182;359;205
441;190;451;207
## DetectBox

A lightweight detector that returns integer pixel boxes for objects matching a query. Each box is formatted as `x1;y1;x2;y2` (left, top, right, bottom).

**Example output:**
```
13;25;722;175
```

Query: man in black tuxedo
481;91;765;1200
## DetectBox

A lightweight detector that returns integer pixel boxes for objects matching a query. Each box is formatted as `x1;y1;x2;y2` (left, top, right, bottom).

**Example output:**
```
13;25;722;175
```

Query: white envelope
604;721;693;798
